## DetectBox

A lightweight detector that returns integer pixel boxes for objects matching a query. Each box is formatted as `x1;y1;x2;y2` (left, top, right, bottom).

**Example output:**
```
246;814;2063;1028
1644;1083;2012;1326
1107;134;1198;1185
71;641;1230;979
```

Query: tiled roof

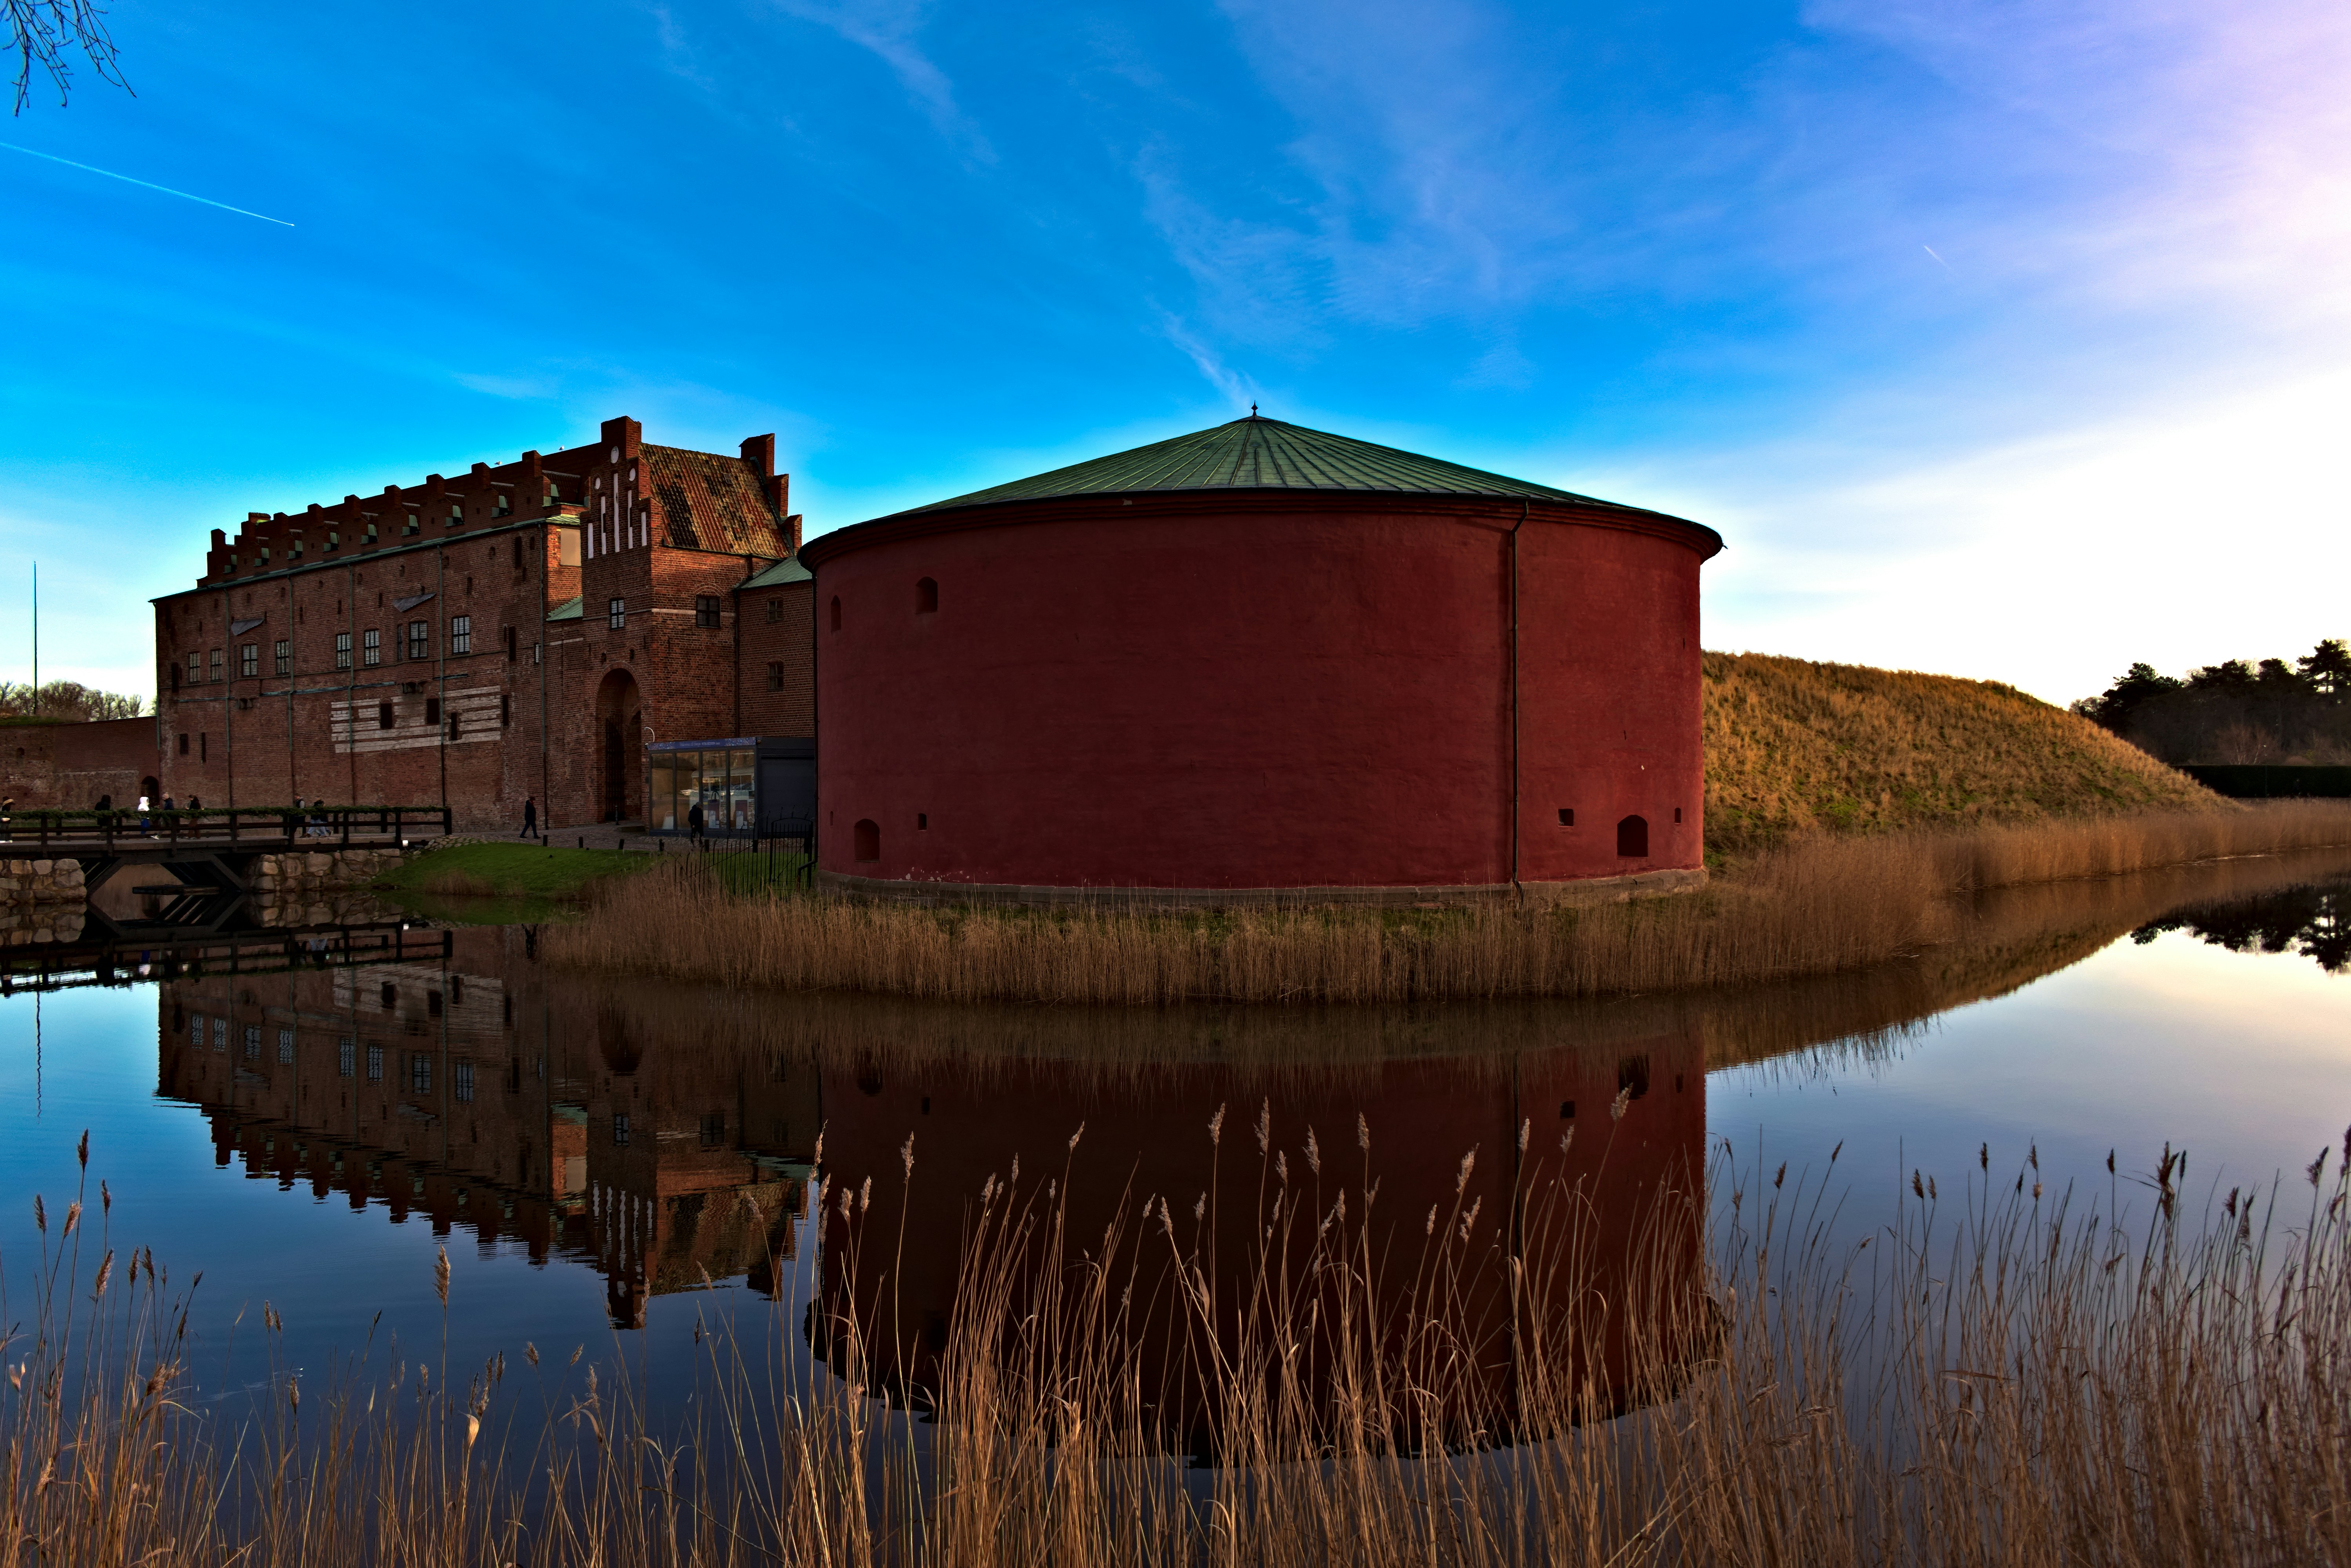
736;556;811;589
643;445;789;555
896;415;1644;515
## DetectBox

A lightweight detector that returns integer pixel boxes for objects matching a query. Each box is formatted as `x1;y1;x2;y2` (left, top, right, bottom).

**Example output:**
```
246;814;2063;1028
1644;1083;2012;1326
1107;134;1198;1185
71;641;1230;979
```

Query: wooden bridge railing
0;805;453;852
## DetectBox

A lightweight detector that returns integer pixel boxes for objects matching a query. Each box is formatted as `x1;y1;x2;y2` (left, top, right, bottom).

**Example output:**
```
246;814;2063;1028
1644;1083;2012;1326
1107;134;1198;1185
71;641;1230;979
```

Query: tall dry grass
11;1122;2351;1564
544;803;2351;1006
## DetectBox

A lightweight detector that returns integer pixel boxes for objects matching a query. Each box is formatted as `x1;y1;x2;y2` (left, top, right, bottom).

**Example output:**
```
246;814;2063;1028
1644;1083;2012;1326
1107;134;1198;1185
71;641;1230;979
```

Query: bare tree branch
7;0;131;115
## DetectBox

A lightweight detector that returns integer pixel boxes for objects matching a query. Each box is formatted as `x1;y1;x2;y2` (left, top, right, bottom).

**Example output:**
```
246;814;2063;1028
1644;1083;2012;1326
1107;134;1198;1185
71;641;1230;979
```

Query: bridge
2;806;450;909
0;919;453;996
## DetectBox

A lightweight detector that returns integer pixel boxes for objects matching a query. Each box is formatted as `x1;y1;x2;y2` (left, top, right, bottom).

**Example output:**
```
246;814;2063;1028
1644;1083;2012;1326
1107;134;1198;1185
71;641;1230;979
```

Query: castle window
338;1039;354;1077
613;1113;630;1147
695;595;721;629
447;711;461;741
493;492;512;516
829;596;841;632
765;598;782;623
410;1054;431;1093
916;577;938;614
404;513;419;536
243;1025;260;1060
1674;807;1683;824
278;1029;295;1065
378;701;394;730
499;693;511;727
608;597;625;629
446;504;461;528
1617;1054;1651;1101
365;523;378;543
1616;815;1649;858
504;626;517;662
366;1044;384;1081
209;649;222;682
178;733;189;755
852;818;880;863
450;615;472;656
454;1061;474;1103
767;661;784;691
1557;808;1574;827
407;620;428;660
425;697;441;726
335;632;351;671
274;640;290;676
186;652;202;685
239;644;258;678
362;629;380;667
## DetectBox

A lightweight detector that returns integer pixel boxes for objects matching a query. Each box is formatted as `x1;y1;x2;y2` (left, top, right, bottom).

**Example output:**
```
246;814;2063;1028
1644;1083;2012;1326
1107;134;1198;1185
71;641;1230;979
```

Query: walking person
137;792;151;835
687;799;705;849
521;795;538;840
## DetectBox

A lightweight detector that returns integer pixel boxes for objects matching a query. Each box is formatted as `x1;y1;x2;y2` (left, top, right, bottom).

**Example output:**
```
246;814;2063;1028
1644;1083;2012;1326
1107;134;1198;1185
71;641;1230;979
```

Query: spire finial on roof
1249;402;1258;418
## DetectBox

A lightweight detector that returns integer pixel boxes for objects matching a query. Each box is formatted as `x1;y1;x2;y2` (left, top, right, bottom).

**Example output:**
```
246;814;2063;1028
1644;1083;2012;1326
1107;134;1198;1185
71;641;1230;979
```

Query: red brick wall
735;581;815;737
0;717;156;808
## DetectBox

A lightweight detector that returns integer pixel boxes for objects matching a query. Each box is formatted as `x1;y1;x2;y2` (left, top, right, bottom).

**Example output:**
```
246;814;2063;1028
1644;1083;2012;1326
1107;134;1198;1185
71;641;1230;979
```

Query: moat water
2;853;2346;1437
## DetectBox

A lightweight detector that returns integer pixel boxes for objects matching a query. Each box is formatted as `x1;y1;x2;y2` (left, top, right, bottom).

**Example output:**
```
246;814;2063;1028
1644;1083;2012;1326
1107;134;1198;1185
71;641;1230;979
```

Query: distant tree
7;0;128;114
2077;662;2183;734
2186;659;2258;695
0;680;146;720
2299;638;2351;700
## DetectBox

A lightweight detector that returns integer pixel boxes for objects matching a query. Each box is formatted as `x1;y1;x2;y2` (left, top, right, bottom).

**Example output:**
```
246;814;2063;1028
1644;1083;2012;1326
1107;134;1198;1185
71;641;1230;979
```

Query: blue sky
5;0;2346;704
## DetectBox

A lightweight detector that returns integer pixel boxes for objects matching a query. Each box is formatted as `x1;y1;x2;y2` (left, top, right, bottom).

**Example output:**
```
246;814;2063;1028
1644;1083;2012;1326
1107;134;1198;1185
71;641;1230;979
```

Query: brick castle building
151;416;815;832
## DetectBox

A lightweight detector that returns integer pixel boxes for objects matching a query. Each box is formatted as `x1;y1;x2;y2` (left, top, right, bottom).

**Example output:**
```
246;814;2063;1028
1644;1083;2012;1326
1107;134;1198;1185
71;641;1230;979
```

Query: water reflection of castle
156;926;819;1329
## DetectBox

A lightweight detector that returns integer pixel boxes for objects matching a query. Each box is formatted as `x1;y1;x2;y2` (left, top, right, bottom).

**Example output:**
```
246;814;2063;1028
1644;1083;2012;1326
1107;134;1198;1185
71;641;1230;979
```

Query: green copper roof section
898;415;1634;514
737;556;812;590
546;596;583;622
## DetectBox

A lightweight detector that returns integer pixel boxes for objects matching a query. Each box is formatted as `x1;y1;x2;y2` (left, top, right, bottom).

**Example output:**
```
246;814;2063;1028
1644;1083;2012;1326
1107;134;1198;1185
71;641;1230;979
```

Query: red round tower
798;416;1723;902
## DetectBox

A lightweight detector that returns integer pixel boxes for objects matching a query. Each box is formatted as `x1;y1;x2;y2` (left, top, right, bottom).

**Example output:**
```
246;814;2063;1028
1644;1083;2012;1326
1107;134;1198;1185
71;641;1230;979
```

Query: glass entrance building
646;737;816;836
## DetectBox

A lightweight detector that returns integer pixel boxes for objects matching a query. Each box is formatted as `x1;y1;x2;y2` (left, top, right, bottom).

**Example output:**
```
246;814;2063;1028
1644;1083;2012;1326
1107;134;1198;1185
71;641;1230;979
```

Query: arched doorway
595;669;642;824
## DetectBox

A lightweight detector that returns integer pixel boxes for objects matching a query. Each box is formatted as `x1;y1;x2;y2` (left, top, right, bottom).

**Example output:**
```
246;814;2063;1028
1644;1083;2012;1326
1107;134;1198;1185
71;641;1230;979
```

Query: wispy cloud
1154;308;1260;411
765;0;992;163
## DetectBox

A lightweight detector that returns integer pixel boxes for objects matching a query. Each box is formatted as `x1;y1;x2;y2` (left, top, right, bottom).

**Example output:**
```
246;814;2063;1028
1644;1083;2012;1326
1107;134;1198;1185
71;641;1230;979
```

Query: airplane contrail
1923;244;1952;270
1;140;295;227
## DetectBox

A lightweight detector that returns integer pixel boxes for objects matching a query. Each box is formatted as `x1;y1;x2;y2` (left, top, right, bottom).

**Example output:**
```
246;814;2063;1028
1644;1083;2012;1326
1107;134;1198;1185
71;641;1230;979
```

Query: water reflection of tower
153;925;816;1328
809;1023;1707;1432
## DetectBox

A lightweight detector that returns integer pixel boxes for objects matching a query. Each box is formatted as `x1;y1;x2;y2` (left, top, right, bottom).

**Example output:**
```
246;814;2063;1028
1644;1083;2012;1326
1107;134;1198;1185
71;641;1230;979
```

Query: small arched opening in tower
1616;815;1649;858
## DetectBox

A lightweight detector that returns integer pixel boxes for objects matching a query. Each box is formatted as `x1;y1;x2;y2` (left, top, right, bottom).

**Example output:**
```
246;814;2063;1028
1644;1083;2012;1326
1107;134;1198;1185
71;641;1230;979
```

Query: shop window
695;595;721;628
1616;815;1648;858
915;577;938;614
853;818;880;863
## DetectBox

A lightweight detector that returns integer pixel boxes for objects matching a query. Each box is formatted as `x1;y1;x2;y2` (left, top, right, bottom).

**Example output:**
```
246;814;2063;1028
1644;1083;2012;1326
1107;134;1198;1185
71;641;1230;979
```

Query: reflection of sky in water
1710;924;2351;1240
1;870;2345;1413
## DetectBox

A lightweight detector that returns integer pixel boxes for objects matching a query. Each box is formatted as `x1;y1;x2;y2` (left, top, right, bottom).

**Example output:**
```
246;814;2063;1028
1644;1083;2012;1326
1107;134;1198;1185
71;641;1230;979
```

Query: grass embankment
547;802;2351;1005
1701;651;2218;853
13;1140;2351;1564
372;841;650;903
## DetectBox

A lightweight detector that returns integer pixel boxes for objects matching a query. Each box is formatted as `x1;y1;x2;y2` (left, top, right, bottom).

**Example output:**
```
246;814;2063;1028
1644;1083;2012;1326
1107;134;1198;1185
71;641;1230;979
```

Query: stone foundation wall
1;903;85;944
252;847;409;901
1;856;88;902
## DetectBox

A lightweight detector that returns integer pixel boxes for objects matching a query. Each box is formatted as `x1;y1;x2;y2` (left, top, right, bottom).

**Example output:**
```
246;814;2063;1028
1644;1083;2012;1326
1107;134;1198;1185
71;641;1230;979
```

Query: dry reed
10;1122;2349;1565
545;802;2351;1006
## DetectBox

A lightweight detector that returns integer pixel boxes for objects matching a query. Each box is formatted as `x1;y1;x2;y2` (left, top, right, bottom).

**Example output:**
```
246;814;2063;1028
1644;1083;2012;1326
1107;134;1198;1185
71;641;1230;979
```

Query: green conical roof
898;415;1635;514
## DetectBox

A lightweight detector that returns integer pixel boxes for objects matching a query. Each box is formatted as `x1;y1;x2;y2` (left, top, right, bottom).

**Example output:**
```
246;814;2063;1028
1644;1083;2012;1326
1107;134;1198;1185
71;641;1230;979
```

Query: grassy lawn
374;841;654;900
